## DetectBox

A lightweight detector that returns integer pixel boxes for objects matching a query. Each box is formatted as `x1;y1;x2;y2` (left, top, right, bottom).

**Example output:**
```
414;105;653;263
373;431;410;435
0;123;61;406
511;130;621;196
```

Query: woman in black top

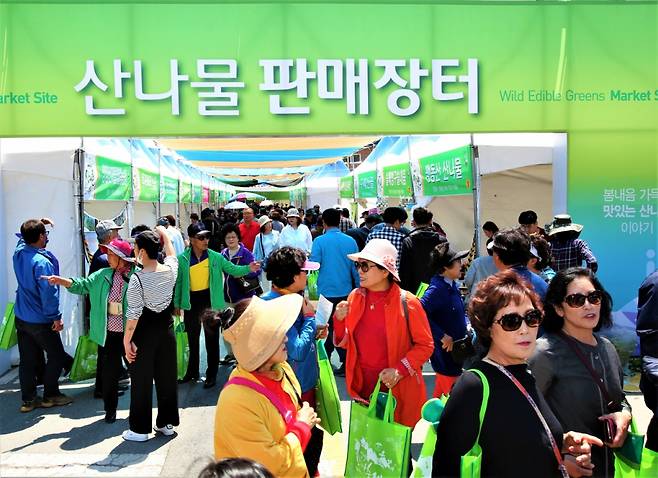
432;270;603;478
529;268;632;478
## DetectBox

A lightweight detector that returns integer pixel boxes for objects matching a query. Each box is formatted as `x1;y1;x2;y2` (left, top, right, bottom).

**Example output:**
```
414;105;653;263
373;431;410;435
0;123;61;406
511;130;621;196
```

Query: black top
89;248;109;275
432;360;564;478
399;226;447;293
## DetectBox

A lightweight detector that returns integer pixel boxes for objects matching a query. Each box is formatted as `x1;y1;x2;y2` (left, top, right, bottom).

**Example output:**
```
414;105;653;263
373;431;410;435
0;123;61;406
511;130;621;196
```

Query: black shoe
104;411;116;423
334;364;346;377
118;370;129;382
177;375;199;384
219;355;236;365
118;384;129;392
203;378;216;389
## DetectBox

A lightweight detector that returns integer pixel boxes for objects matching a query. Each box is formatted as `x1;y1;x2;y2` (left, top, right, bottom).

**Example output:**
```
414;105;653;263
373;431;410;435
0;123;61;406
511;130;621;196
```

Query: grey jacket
529;332;631;478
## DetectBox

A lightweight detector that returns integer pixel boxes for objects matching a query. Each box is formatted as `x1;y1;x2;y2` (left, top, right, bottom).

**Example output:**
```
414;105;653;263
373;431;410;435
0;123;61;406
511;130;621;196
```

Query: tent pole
471;134;481;257
73;148;86;277
127;140;134;234
157;146;162;219
406;135;416;205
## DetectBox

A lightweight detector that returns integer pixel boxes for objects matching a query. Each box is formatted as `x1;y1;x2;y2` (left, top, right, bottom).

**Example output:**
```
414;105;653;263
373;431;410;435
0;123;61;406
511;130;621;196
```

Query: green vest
68;266;135;347
174;248;250;311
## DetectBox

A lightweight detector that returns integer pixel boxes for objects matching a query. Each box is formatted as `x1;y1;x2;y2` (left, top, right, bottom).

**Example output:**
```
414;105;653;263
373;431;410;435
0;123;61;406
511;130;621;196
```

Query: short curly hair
468;269;543;347
265;246;307;288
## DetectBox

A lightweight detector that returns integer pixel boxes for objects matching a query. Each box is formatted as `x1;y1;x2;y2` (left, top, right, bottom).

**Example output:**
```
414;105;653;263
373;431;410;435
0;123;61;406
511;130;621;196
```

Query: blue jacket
309;228;360;298
420;275;467;376
13;239;61;324
511;265;548;301
261;289;318;393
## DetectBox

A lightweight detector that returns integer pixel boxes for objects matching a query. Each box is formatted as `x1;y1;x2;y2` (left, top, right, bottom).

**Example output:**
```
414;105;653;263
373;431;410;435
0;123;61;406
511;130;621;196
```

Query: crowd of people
9;201;657;477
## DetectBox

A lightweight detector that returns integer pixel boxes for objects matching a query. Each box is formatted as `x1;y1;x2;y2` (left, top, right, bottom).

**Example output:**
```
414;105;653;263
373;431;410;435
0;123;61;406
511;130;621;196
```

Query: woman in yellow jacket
214;294;320;478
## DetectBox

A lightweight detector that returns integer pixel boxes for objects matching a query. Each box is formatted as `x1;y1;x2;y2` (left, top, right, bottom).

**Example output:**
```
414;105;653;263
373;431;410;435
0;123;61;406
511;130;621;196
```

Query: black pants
15;317;67;402
641;371;658;451
324;296;348;366
99;331;124;413
184;290;220;380
304;425;324;476
129;309;179;434
94;343;127;394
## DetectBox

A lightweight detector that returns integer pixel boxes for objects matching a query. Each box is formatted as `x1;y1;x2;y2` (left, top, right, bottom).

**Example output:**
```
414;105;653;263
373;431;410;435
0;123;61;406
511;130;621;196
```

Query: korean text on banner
340;176;355;199
383;163;413;197
358;170;378;198
161;176;179;203
85;155;132;201
419;145;473;197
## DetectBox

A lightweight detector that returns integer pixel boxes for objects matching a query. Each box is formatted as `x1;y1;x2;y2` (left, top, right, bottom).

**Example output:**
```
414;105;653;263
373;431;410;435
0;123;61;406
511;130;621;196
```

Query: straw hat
223;295;303;371
547;214;584;236
347;238;400;282
286;208;301;218
257;215;272;228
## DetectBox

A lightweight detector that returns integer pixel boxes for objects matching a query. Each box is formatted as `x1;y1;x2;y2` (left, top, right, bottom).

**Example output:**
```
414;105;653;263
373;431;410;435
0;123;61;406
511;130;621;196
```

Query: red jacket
335;283;434;427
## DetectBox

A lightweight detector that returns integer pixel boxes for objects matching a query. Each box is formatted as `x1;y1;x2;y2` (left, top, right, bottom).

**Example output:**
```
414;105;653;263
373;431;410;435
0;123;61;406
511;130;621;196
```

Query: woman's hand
40;275;72;288
334;301;349;321
379;368;403;389
316;324;329;340
302;298;315;317
562;431;604;455
249;261;261;273
599;410;631;448
563;454;595;477
441;334;454;352
124;338;137;363
297;401;320;428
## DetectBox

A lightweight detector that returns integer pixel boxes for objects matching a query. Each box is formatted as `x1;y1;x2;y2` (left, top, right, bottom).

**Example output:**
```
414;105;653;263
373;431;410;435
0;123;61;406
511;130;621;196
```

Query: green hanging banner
419;145;473;197
135;168;160;202
192;183;202;204
339;176;355;199
383;163;413;198
161;176;179;204
84;154;132;201
357;170;377;199
180;181;192;203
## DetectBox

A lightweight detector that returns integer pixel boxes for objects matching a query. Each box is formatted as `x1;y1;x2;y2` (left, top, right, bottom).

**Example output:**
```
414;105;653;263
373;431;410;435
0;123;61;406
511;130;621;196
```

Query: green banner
383;163;413;198
192;183;202;204
180;181;192;203
161;176;178;203
339;176;355;199
136;168;159;202
419;145;473;197
357;171;377;199
86;155;131;201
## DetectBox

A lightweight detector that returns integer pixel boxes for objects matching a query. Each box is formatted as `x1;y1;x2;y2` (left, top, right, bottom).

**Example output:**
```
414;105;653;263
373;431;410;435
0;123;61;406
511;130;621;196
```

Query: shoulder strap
225;377;294;425
400;290;413;345
467;369;490;444
557;331;619;411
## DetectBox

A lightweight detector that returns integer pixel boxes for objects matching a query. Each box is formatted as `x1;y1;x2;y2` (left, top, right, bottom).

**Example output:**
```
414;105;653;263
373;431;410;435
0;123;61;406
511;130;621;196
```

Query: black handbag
237;275;262;295
451;329;476;365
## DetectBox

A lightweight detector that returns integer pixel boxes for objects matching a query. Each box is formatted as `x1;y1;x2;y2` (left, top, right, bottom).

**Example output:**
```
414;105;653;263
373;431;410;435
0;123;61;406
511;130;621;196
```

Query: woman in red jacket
334;238;434;427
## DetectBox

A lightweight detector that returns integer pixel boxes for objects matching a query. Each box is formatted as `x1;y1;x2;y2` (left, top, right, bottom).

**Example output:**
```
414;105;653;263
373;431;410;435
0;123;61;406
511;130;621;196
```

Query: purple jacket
221;244;260;303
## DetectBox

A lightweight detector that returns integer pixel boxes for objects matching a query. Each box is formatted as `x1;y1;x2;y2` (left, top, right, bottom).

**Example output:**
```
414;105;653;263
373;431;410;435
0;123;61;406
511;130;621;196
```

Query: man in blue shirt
489;228;548;300
13;219;72;412
310;207;360;375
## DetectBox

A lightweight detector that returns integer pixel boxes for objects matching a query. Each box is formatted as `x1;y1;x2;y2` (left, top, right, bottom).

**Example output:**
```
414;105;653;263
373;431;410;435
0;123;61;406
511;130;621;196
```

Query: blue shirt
13;240;61;324
260;289;318;393
309;228;360;298
464;255;498;300
420;275;467;376
511;265;548;301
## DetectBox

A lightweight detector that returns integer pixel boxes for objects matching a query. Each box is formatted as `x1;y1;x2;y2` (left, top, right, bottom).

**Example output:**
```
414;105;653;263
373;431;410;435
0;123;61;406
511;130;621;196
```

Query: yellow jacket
214;362;310;478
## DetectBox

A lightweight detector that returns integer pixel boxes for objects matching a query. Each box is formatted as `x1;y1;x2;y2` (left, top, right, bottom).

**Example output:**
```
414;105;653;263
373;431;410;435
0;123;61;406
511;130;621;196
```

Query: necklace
367;292;388;310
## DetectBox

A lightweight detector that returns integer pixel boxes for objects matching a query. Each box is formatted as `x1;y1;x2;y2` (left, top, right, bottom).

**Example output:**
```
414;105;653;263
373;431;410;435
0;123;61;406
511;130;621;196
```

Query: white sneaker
121;429;150;442
153;424;175;436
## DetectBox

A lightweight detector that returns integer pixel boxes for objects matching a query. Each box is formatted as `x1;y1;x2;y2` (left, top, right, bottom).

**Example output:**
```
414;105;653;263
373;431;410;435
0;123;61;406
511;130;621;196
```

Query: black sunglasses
494;309;543;331
564;290;603;308
354;261;382;273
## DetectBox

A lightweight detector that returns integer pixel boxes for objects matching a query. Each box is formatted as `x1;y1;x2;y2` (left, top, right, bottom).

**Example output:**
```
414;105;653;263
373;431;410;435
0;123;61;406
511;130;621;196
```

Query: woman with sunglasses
333;239;434;428
433;269;603;478
529;267;631;478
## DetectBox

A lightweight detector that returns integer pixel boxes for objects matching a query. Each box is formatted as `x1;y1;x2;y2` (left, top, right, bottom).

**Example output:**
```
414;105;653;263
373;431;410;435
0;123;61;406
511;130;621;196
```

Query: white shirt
278;224;313;253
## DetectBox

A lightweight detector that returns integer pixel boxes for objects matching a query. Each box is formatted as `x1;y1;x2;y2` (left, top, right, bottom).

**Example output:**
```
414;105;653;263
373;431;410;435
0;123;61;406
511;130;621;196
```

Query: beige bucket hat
223;294;303;371
347;238;400;282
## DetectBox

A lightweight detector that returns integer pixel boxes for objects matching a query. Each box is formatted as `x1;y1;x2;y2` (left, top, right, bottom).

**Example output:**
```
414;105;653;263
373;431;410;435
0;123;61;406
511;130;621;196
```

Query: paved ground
0;359;653;477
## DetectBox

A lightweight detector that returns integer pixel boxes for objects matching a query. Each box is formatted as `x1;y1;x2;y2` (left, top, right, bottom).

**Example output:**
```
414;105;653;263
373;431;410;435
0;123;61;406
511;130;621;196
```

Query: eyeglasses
194;236;210;241
494;309;543;331
354;261;381;273
564;291;603;308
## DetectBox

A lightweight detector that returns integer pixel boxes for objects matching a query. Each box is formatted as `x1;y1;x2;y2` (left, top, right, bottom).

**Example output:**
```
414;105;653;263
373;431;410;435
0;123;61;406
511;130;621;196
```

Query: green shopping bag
0;303;18;350
460;369;489;478
413;396;448;478
639;447;658;477
344;380;412;478
175;316;189;381
615;418;645;474
415;283;429;298
69;335;98;382
307;271;319;301
315;340;342;435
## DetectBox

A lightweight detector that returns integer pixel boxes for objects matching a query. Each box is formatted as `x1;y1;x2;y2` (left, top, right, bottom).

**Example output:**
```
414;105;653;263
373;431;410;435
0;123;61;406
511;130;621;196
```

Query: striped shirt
126;255;178;321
